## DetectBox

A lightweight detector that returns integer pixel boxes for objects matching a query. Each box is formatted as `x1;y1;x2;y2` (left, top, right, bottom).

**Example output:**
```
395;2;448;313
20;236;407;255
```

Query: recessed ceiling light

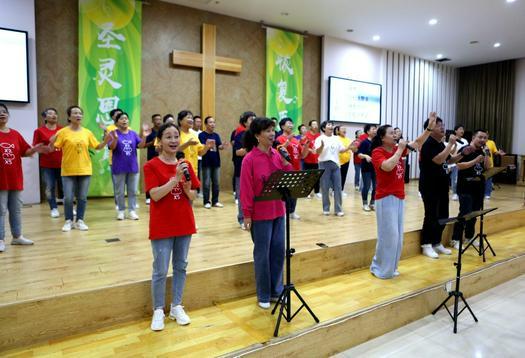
346;29;354;33
469;40;479;44
372;35;380;41
494;42;501;48
436;54;443;59
280;12;289;16
428;18;438;26
506;0;516;3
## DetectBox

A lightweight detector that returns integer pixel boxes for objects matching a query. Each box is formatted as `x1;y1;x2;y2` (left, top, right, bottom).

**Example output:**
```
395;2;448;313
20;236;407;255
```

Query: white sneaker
484;196;491;200
197;193;204;199
363;204;371;212
0;240;5;252
451;240;460;250
258;302;271;309
452;194;459;201
322;211;330;216
290;212;301;220
62;220;73;232
128;211;139;220
115;205;119;211
433;244;452;255
151;308;165;331
354;186;360;192
135;203;140;209
117;211;125;220
204;203;211;209
11;236;34;245
74;220;89;231
213;202;224;208
422;244;439;259
235;199;239;205
169;304;191;325
393;270;400;277
146;198;151;205
342;192;348;197
240;222;246;230
306;194;312;199
50;208;60;218
336;211;345;217
315;193;322;199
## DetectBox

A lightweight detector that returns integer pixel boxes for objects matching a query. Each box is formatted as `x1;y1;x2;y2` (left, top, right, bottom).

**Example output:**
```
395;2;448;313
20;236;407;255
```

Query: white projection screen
0;27;30;103
328;76;381;124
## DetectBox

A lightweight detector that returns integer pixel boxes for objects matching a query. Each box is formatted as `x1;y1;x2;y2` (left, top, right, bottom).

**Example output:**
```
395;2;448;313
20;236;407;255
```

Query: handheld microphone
175;152;191;181
277;146;292;162
406;144;417;152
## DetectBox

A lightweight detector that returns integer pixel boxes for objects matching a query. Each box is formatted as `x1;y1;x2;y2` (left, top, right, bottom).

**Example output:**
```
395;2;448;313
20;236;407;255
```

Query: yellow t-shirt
338;136;351;165
54;127;100;176
106;124;117;165
180;129;204;171
486;140;497;168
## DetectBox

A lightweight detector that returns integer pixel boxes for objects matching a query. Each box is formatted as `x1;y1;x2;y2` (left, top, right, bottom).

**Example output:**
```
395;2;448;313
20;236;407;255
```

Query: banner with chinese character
265;28;303;130
78;0;141;196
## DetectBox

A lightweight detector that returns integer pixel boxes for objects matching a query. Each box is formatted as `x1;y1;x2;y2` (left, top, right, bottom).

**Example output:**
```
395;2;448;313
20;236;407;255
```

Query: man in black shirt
451;129;490;249
357;124;377;211
144;114;162;205
419;114;462;258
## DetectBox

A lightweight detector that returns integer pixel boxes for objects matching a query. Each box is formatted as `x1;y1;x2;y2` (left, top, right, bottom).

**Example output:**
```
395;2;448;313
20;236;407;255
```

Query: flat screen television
0;27;30;103
328;76;381;124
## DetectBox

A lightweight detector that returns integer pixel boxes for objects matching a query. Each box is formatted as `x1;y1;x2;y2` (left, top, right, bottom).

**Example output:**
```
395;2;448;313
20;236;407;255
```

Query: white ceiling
161;0;525;67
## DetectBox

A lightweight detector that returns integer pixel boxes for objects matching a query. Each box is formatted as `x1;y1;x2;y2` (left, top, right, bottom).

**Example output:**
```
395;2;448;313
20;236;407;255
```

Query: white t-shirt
314;134;345;166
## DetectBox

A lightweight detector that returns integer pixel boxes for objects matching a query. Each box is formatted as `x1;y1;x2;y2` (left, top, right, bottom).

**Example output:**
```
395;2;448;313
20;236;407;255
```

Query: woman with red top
302;120;321;198
144;123;200;331
369;119;434;279
33;108;63;218
0;103;47;252
276;117;309;220
240;118;292;309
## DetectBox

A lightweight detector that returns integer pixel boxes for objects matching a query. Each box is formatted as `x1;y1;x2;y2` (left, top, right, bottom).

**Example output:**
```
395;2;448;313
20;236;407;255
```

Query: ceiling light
428;18;438;26
346;29;354;33
372;35;380;41
506;0;516;3
494;42;501;48
436;54;443;59
469;40;479;44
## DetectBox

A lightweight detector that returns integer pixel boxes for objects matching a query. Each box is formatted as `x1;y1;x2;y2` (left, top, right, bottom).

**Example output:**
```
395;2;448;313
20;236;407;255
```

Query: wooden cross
172;23;243;118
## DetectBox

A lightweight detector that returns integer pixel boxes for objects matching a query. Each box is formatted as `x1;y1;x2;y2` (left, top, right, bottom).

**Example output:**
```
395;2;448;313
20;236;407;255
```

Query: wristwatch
426;127;433;132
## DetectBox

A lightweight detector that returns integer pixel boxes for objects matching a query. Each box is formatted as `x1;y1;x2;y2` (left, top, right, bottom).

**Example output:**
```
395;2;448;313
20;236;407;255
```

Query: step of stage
0;209;524;352
2;226;525;357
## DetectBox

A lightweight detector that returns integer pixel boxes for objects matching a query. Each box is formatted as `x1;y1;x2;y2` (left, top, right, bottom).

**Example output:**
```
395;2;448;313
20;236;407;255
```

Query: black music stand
463;167;505;262
432;208;497;333
255;169;324;337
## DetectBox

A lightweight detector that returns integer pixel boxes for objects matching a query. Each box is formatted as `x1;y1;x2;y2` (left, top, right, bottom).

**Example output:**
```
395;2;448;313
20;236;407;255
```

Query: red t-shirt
354;133;369;165
372;146;408;200
276;134;303;170
144;157;201;240
33;125;62;168
303;131;320;164
0;129;31;190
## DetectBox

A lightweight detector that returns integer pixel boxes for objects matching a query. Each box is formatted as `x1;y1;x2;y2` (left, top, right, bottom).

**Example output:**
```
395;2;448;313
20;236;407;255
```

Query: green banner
79;0;142;196
265;28;303;131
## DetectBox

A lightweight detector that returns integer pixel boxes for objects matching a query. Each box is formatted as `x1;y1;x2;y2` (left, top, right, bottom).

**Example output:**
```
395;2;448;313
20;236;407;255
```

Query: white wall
0;0;39;203
512;58;525;155
321;36;458;180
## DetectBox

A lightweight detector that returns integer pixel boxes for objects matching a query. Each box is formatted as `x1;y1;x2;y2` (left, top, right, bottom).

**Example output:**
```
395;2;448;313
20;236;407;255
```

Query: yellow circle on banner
268;30;300;57
80;0;135;29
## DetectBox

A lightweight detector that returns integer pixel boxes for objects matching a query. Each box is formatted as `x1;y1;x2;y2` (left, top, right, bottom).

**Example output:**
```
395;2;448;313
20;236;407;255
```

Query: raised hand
142;123;152;137
428;111;438;129
448;134;457;146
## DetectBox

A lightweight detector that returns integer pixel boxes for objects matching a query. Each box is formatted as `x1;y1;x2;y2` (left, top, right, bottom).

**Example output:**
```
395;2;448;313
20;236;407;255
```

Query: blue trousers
370;195;405;279
42;167;62;210
62;175;91;221
150;236;192;309
361;171;376;205
251;216;285;302
202;166;220;205
354;163;361;188
112;172;139;212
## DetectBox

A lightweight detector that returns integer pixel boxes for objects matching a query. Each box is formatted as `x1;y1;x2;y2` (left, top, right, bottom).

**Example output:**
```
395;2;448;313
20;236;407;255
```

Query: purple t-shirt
110;130;142;174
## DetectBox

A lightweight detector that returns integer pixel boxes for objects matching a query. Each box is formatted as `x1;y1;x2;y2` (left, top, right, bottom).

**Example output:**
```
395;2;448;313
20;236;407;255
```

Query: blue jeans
361;171;376;205
112;173;139;211
202;166;220;205
451;166;458;194
0;190;22;240
319;160;343;213
354;163;361;188
484;177;493;197
151;236;192;309
42;167;62;210
62;176;91;221
370;195;405;279
235;176;243;224
251;216;285;302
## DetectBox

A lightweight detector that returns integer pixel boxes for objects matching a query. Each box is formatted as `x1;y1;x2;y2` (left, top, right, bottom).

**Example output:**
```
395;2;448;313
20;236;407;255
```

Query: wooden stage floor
1;182;523;305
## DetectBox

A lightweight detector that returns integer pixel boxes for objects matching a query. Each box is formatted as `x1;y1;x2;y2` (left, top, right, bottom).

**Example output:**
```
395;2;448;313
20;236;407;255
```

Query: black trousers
303;162;320;193
340;162;350;190
421;188;449;246
452;189;483;241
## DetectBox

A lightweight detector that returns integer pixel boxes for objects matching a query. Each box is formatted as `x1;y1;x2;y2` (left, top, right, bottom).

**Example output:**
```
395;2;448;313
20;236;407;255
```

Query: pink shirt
240;146;292;221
